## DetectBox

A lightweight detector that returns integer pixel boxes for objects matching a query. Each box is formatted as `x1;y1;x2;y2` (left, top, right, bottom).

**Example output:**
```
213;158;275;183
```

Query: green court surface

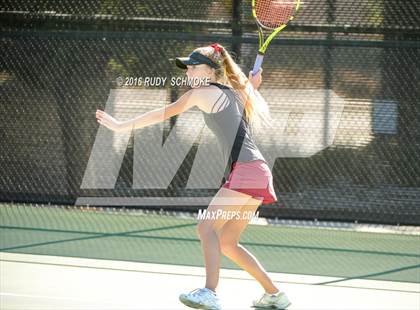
1;203;419;309
1;203;419;284
0;205;420;283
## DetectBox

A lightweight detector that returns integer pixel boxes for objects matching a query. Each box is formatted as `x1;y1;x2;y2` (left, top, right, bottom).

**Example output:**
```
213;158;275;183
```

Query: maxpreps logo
76;88;345;206
197;209;259;221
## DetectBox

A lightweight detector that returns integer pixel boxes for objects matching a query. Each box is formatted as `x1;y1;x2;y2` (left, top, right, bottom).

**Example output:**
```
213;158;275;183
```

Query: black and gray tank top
201;82;266;179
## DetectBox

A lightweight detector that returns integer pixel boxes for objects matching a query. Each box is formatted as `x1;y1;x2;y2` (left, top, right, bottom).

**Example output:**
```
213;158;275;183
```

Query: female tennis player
96;43;290;310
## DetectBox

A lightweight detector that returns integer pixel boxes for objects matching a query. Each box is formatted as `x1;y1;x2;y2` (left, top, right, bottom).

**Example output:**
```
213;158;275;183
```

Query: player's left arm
96;90;197;132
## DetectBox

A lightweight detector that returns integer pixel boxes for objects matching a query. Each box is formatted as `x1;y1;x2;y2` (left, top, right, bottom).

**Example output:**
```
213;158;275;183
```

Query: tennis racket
251;0;301;75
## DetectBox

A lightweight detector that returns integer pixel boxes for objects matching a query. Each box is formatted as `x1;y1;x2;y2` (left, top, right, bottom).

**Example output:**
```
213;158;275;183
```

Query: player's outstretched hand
96;109;124;132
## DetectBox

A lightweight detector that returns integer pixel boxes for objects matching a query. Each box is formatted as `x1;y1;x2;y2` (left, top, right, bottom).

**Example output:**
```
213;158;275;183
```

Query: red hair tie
210;43;222;53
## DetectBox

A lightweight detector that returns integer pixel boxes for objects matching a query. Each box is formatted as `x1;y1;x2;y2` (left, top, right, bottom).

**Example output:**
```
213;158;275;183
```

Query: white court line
2;253;419;310
0;292;137;310
0;292;106;303
1;252;419;293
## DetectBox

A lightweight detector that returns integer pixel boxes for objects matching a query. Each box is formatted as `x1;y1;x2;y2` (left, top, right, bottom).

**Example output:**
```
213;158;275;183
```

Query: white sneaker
179;288;222;310
252;291;291;309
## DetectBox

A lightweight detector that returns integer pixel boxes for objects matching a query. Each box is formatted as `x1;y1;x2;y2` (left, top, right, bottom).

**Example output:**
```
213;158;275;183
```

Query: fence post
232;0;242;61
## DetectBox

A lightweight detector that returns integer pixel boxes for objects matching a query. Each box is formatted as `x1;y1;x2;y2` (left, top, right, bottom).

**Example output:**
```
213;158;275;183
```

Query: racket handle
252;54;264;76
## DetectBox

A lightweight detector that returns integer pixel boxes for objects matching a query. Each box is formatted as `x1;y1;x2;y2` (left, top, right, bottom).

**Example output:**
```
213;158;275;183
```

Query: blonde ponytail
194;44;273;135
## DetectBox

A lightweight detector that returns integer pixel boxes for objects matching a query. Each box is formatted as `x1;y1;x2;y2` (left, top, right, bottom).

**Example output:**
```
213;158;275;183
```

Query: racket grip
252;54;264;76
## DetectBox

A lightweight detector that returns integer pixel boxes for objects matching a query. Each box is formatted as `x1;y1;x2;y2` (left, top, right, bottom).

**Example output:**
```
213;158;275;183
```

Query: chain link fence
1;0;419;224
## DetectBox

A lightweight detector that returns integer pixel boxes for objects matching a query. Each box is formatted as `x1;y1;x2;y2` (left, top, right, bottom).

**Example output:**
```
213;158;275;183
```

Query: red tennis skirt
222;160;278;205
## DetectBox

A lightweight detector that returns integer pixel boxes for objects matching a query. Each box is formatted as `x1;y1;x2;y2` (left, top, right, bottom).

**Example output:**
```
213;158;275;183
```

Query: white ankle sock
205;288;216;295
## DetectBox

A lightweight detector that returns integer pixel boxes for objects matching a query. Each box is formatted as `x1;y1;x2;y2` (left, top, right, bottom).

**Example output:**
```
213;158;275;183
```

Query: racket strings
255;0;296;29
